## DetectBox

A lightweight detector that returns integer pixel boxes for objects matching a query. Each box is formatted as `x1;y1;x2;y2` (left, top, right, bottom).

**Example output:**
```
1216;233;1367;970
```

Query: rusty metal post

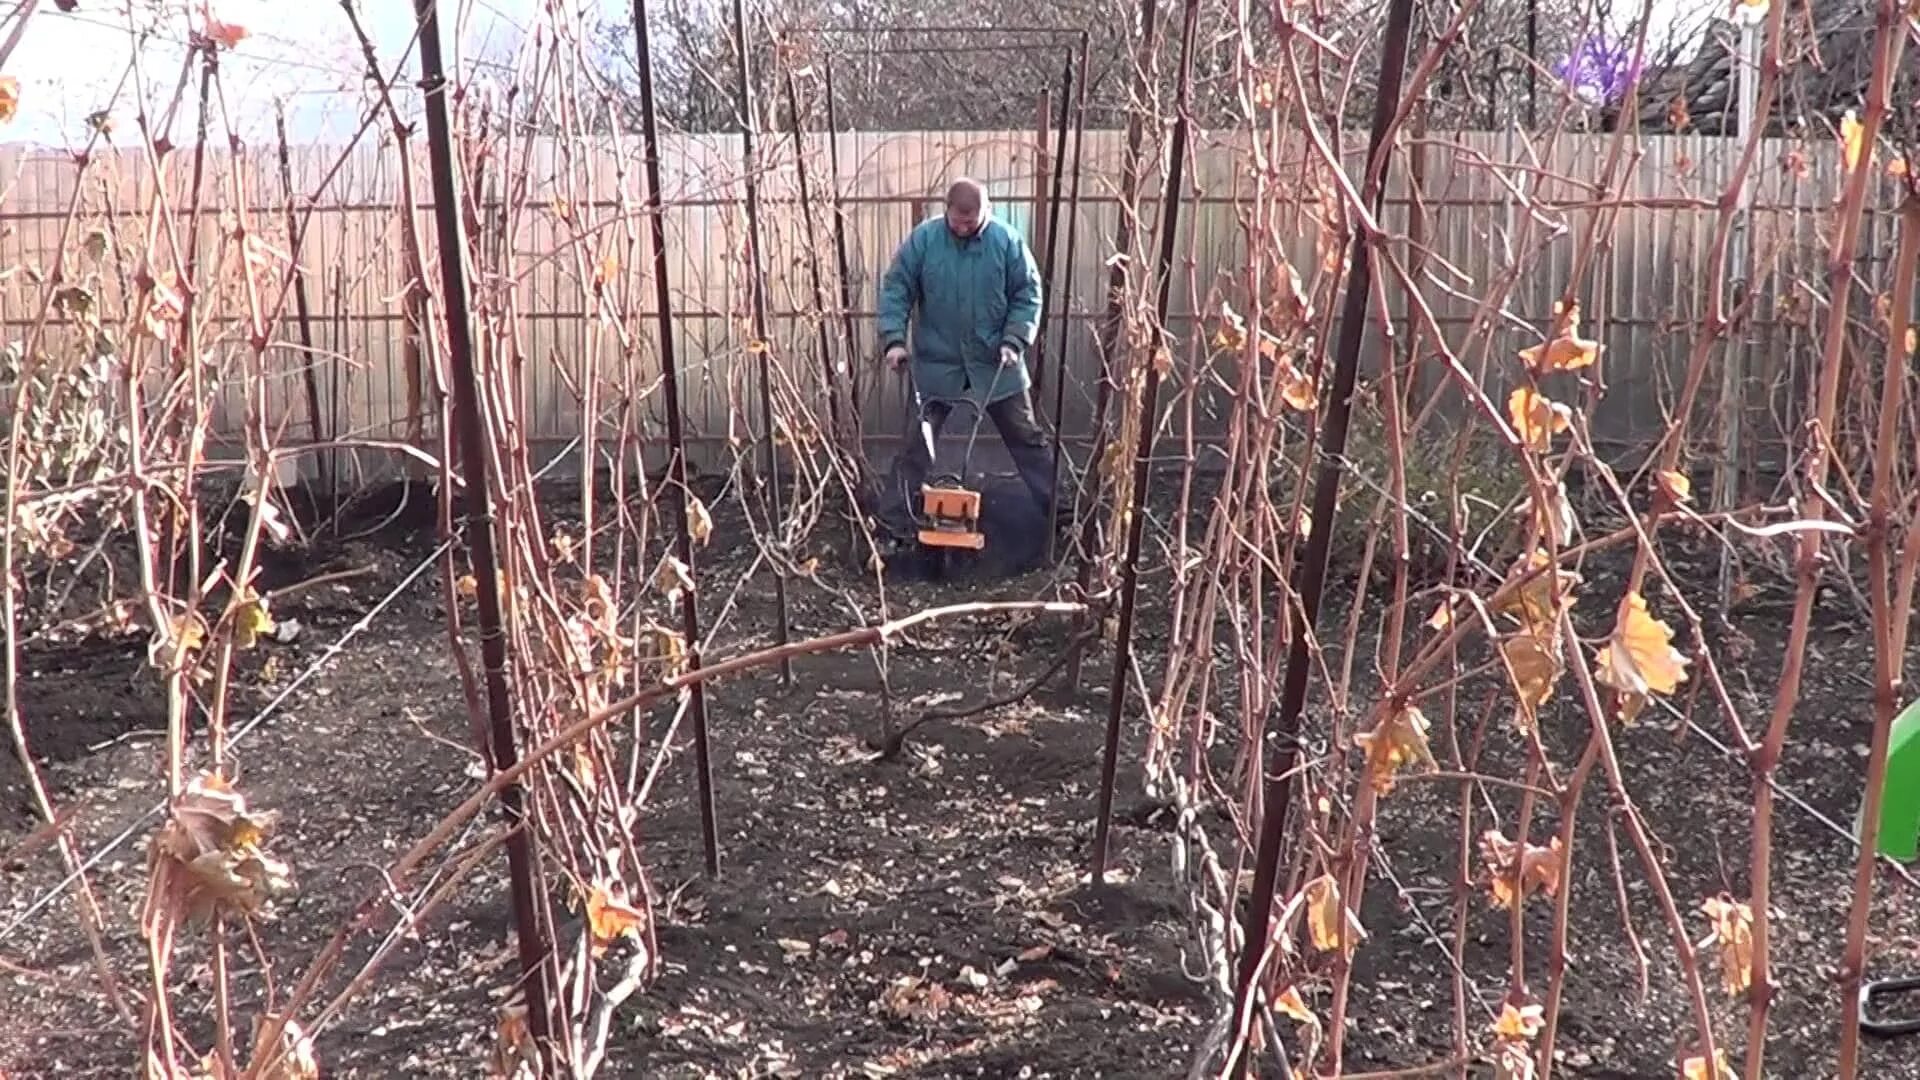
729;0;794;683
632;0;722;877
1090;0;1199;881
1064;0;1163;691
411;0;553;1051
273;105;331;504
1030;49;1073;397
1231;0;1420;1062
1045;32;1089;565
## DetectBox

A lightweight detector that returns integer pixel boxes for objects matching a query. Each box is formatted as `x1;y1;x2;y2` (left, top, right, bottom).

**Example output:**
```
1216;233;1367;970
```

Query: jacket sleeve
876;227;922;351
999;231;1043;351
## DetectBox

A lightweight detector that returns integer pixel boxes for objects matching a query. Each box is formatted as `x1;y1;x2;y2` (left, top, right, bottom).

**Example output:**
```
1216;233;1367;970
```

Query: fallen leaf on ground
879;976;951;1024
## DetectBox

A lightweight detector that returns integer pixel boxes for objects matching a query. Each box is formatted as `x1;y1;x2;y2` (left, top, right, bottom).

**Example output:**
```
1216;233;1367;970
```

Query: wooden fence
0;128;1907;476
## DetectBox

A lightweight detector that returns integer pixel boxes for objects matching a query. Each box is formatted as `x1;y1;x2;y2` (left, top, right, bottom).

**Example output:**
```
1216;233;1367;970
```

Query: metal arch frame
776;26;1092;538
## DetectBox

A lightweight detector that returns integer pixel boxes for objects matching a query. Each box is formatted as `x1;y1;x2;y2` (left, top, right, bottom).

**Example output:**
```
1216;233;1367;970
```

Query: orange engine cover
921;484;981;522
919;484;985;549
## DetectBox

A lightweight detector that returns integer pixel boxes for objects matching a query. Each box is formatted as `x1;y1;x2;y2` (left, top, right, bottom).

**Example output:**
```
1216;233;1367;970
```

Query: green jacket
877;215;1043;407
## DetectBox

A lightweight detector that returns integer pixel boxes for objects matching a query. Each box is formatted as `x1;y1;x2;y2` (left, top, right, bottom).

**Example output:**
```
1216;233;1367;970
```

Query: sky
0;0;1725;150
0;0;574;149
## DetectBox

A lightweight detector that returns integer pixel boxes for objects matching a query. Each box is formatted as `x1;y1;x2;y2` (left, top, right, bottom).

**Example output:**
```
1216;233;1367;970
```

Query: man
873;178;1055;552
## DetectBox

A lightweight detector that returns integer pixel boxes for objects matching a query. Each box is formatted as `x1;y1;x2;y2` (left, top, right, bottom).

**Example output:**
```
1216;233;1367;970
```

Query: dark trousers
877;389;1057;540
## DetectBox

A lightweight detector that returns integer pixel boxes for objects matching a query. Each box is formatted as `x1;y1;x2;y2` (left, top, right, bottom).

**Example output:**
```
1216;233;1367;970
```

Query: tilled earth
0;480;1916;1079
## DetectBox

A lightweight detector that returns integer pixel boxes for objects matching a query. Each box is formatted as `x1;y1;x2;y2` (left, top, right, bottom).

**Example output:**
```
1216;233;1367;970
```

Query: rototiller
903;360;1013;565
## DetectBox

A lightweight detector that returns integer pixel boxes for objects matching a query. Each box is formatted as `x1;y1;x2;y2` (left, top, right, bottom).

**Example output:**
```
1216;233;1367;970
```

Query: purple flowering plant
1553;34;1642;106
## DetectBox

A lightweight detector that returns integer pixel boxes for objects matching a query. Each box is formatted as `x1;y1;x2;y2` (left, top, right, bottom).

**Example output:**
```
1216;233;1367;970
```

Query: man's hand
999;345;1020;368
885;344;908;371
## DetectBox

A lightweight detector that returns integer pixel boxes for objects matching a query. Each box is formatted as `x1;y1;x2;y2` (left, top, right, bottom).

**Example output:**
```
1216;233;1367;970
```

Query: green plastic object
1865;697;1920;863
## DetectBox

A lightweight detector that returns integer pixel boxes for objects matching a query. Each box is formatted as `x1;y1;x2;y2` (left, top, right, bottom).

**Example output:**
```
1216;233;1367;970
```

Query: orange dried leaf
585;883;646;957
1890;156;1910;179
1666;97;1692;133
0;77;19;125
1213;302;1249;352
594;251;619;287
1657;469;1692;503
151;773;291;923
1499;632;1562;731
1682;1050;1736;1080
1480;830;1563;909
1353;704;1433;794
1594;590;1689;703
204;16;249;49
1518;333;1600;374
687;495;713;547
1278;357;1318;412
639;623;688;679
1302;873;1364;954
232;593;275;651
1493;1001;1545;1041
1274;984;1317;1026
652;553;695;600
1701;895;1755;997
1496;549;1580;634
1425;599;1454;632
1839;109;1866;172
1508;387;1571;452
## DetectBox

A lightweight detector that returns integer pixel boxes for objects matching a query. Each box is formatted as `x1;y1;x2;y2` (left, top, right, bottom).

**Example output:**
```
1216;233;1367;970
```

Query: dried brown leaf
652;554;695;600
1508;386;1572;452
1353;703;1432;794
1701;894;1755;997
1594;590;1689;716
585;883;647;957
1301;874;1364;954
1480;830;1563;909
1499;632;1562;731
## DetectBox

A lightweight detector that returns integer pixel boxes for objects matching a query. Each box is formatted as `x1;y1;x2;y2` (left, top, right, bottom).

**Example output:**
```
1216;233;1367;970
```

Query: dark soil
0;474;1916;1079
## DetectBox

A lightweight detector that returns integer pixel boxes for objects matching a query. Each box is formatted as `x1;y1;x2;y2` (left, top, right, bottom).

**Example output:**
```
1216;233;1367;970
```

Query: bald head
944;177;989;238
